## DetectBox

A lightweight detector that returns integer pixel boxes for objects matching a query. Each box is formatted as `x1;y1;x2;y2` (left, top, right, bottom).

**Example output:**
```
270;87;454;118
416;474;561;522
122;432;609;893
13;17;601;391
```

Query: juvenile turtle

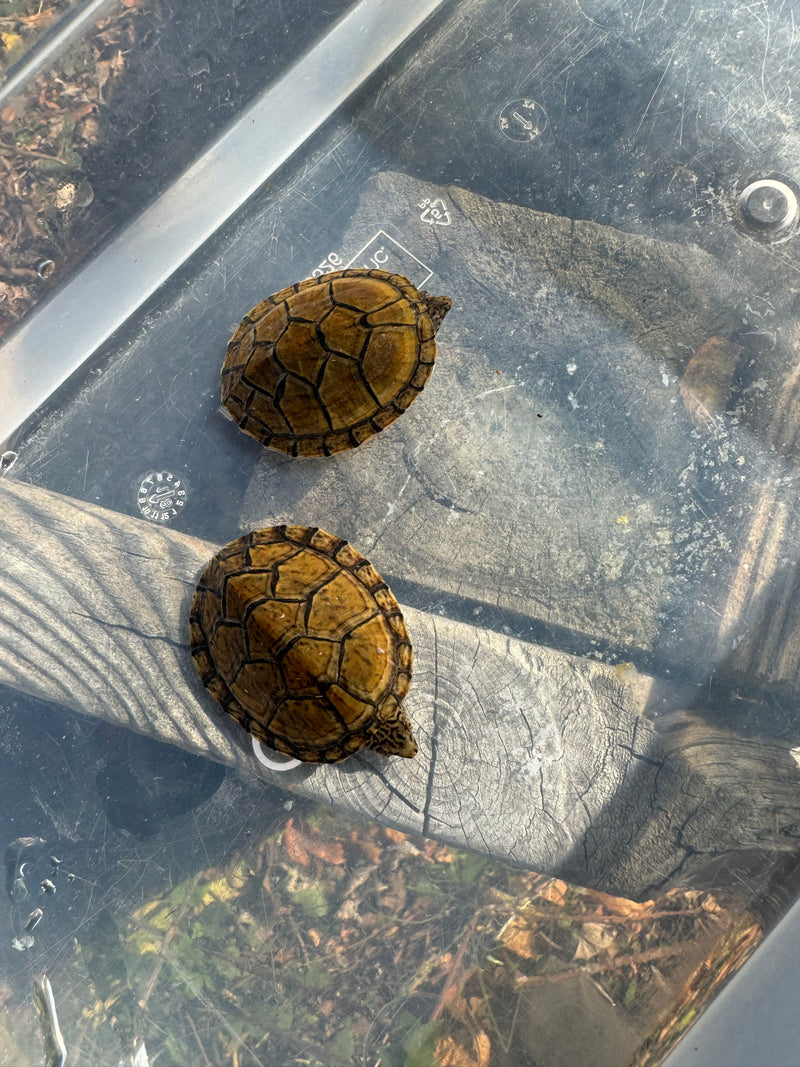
190;525;417;763
221;268;451;456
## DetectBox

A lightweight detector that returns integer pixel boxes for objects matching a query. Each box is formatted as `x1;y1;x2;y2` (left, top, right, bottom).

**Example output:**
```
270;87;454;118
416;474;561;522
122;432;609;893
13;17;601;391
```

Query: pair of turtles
190;269;451;764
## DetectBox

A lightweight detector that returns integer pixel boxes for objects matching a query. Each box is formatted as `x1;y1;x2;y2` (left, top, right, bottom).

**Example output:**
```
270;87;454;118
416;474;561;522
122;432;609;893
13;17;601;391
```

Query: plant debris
0;0;144;338
28;805;760;1067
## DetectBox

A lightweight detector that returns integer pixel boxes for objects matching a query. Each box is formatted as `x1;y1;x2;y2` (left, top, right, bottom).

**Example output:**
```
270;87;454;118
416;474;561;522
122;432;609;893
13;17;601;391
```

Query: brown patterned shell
221;268;451;457
189;525;417;764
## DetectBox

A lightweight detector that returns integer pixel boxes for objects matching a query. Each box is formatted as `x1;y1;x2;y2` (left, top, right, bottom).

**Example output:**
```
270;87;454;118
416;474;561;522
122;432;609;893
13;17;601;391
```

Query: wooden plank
0;480;647;877
2;480;800;898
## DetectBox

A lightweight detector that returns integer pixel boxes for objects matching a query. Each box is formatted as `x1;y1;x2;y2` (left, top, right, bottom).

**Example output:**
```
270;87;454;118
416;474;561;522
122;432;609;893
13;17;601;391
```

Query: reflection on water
0;791;763;1067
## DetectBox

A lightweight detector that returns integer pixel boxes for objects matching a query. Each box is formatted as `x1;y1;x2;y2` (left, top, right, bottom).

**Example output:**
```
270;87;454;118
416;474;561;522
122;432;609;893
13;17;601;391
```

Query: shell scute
231;660;284;714
306;571;375;639
318;304;369;355
269;698;347;748
209;620;247;678
361;329;417;406
316;354;378;423
372;587;399;616
354;561;385;593
308;527;342;555
223;570;273;617
252;299;289;343
205;674;229;706
275;320;327;380
277;373;326;435
240;392;288;437
326;685;375;730
241;345;285;396
247;539;296;570
286;282;335;324
333;540;363;569
280;636;339;694
340;615;396;700
363;299;416;328
328;273;396;312
245;600;304;657
397;643;413;673
272;551;338;600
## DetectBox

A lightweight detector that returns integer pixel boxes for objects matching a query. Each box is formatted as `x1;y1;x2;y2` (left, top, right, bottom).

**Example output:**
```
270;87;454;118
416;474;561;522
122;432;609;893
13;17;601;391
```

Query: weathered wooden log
2;478;800;898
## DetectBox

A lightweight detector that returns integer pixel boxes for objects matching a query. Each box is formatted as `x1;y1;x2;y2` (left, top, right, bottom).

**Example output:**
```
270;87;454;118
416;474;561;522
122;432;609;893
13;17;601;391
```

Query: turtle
189;524;417;763
221;268;452;457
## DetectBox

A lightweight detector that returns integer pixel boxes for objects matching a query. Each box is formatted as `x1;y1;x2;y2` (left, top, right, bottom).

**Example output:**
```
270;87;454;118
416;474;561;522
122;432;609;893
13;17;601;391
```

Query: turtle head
365;703;418;759
419;292;452;334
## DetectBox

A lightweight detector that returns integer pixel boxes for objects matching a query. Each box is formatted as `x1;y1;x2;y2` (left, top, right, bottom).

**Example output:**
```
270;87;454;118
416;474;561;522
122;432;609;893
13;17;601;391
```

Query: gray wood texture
238;173;778;679
2;478;800;898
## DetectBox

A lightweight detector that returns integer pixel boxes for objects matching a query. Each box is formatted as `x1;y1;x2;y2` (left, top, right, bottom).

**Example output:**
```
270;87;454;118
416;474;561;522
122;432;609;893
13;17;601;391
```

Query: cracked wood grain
2;478;800;898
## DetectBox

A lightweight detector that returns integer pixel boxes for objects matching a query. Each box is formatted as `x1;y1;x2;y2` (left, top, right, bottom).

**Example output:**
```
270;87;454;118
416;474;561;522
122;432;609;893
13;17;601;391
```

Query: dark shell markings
221;268;451;457
190;525;418;764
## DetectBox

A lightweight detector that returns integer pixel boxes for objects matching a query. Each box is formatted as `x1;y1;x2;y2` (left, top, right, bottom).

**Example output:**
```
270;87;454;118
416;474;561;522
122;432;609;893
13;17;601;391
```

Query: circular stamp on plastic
136;470;188;523
498;98;548;142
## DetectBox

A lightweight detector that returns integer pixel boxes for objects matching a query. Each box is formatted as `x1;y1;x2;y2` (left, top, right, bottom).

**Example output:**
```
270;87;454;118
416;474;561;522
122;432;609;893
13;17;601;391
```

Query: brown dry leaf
285;819;346;865
305;836;346;865
378;869;407;912
435;1031;491;1067
95;53;126;92
283;819;310;867
384;827;409;844
589;889;655;917
536;878;568;905
498;916;538;960
1;105;15;123
572;922;617;961
680;336;741;432
359;840;382;863
79;117;99;141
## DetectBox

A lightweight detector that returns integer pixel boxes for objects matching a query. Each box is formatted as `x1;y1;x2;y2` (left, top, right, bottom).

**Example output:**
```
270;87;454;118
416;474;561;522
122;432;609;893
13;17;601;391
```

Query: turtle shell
221;268;451;457
189;525;417;763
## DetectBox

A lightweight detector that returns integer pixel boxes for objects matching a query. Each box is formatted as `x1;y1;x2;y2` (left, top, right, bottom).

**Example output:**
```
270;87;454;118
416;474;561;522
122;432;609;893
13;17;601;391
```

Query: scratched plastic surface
4;0;800;1063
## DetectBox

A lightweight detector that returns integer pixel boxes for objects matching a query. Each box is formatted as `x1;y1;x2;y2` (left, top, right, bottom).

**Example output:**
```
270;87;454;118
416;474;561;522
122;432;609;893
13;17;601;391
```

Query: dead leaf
305;836;346;865
680;336;741;432
498;915;538;960
536;878;568;905
435;1031;491;1067
572;923;617;961
79;117;99;141
588;889;655;917
283;819;310;867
